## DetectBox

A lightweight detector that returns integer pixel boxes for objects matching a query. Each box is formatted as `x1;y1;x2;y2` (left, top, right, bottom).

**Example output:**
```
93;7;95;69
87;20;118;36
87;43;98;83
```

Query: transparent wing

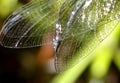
0;0;65;48
55;0;120;72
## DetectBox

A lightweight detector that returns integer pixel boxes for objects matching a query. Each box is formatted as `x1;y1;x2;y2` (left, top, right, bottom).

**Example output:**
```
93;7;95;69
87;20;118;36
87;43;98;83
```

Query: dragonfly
0;0;120;72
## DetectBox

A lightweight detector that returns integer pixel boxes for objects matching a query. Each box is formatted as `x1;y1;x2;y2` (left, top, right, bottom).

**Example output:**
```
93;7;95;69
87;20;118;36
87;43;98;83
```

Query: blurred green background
0;0;120;83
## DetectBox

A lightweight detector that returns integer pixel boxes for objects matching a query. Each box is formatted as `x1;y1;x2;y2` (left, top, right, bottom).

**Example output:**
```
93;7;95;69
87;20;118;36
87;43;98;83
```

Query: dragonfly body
0;0;120;72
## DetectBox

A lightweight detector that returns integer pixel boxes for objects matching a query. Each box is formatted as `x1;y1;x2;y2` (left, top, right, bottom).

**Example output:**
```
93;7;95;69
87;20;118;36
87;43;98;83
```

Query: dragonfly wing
0;0;65;48
55;0;120;72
